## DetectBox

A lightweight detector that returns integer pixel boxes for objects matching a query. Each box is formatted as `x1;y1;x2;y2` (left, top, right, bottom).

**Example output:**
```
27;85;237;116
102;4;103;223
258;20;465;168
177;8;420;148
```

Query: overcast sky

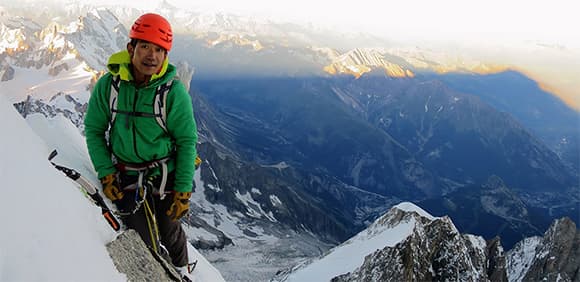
162;0;579;47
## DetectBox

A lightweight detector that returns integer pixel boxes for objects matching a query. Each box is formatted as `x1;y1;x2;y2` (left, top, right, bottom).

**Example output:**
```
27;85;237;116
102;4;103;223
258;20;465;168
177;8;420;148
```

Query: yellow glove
195;156;202;170
100;173;124;201
166;191;191;221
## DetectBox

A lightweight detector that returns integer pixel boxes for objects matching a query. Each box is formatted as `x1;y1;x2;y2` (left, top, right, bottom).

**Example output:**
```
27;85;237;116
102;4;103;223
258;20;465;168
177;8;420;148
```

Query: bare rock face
175;61;195;93
13;94;86;128
485;237;507;282
331;216;580;282
0;62;14;81
331;229;432;282
106;230;181;282
522;217;580;282
48;62;69;76
332;216;496;282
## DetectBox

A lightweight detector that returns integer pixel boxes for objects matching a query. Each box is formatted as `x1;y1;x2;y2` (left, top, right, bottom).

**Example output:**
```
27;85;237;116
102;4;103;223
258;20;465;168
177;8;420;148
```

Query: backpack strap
154;79;175;133
108;75;175;133
107;76;176;199
109;75;121;127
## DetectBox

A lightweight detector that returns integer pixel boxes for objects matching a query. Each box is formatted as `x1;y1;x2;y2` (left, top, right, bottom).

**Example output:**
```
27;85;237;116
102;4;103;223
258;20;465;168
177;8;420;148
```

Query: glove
194;156;202;170
100;173;124;201
166;191;191;221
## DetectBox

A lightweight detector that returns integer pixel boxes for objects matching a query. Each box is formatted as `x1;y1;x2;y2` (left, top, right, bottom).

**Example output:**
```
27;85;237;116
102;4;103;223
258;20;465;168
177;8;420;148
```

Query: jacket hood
106;50;170;83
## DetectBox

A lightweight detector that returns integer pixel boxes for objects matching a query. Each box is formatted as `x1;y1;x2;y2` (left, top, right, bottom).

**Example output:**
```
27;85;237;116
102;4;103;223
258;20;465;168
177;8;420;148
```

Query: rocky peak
0;60;14;81
332;209;492;282
479;175;529;223
65;9;127;71
303;203;578;282
505;236;541;281
2;8;125;73
1;15;70;69
13;94;86;129
485;237;508;281
323;48;415;78
371;202;434;229
175;61;195;92
522;217;579;281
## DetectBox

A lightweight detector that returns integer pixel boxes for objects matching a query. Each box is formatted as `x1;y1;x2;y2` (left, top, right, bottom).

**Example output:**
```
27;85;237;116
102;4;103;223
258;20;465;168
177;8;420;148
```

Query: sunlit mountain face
1;1;578;280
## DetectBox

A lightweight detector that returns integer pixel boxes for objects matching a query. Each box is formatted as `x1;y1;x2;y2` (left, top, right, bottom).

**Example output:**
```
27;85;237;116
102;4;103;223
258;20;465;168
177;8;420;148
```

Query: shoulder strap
108;76;174;133
109;75;121;126
154;79;175;133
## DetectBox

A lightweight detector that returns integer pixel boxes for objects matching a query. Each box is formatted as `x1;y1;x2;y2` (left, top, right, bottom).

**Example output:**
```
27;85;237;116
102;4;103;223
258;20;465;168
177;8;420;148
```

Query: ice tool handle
48;150;121;231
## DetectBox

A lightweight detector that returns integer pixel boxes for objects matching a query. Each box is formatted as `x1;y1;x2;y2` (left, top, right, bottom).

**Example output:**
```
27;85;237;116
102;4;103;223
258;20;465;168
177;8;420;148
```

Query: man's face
128;40;167;77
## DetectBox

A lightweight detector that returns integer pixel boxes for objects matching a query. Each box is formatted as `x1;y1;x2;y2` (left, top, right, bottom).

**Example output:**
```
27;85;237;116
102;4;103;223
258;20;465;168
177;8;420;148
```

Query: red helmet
129;13;173;51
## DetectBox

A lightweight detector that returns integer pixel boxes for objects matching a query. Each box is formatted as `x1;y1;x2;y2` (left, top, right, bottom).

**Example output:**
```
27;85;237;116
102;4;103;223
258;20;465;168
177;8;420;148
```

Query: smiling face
127;40;167;85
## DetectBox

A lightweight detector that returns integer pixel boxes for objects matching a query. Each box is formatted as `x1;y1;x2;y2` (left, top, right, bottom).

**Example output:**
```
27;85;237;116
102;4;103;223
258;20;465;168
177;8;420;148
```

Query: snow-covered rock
509;217;579;282
278;202;579;282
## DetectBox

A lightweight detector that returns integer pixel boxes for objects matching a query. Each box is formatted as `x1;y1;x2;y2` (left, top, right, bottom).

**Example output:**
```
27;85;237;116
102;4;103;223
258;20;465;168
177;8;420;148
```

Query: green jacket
85;50;197;192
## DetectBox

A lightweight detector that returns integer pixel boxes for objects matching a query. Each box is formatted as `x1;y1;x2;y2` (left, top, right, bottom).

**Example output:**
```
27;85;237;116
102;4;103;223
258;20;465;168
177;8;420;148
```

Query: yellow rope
142;188;160;254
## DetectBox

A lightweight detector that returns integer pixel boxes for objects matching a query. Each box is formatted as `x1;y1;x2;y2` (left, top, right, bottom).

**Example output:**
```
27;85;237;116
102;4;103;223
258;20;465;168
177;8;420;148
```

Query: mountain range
1;1;578;281
276;202;579;282
193;73;578;250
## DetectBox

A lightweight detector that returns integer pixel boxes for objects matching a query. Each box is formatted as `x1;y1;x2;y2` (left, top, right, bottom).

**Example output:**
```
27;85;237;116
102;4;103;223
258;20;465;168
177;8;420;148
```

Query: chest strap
109;75;175;133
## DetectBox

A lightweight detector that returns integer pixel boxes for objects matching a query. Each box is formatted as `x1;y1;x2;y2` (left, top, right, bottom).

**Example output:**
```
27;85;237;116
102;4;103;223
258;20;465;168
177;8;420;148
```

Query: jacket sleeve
84;75;117;179
167;80;198;193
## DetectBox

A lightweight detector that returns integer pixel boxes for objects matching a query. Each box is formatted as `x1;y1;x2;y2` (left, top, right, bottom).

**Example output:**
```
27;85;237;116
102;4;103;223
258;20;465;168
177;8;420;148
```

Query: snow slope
1;54;93;104
0;93;124;281
280;202;436;282
0;93;226;281
506;236;542;282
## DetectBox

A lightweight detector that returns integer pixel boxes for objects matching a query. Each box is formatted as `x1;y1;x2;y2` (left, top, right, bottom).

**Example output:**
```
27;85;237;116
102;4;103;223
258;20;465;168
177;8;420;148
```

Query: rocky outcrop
65;9;127;70
183;215;233;250
323;48;415;78
293;203;578;282
13;94;86;128
521;217;579;282
485;237;508;282
0;62;14;81
175;61;195;93
106;230;181;282
333;216;491;282
48;62;69;76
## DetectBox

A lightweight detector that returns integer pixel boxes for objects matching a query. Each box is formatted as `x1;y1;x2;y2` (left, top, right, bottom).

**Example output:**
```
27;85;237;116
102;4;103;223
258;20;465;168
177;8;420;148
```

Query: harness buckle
115;156;172;200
